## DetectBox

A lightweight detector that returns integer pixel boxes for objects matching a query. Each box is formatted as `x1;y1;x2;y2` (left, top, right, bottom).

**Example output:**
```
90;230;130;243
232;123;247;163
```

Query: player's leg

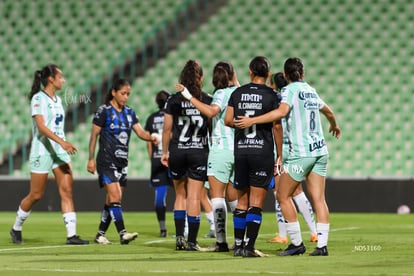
200;186;215;238
186;178;204;250
11;172;48;244
292;184;317;242
54;162;88;245
173;177;187;249
268;174;288;243
209;175;228;251
95;201;112;244
154;185;168;237
233;189;248;256
306;155;329;256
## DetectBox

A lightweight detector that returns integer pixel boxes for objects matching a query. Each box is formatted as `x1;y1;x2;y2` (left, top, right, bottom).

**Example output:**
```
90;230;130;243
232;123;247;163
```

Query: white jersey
30;91;67;156
210;86;236;151
281;81;328;157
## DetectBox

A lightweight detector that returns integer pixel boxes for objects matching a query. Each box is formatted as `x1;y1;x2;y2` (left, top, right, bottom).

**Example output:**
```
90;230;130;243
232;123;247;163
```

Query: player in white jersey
10;64;88;245
178;61;239;252
267;73;317;245
234;57;341;256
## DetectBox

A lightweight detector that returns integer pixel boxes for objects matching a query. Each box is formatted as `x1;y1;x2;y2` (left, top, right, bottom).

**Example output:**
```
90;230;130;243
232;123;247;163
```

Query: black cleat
10;228;23;244
120;232;138;244
310;246;329;256
242;248;268;257
186;241;203;251
233;245;244;257
160;229;167;238
278;243;306;256
176;235;186;250
66;235;89;245
208;242;229;252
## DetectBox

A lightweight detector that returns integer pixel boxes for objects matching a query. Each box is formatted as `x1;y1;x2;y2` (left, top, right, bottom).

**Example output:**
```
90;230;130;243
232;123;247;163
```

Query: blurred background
0;0;412;211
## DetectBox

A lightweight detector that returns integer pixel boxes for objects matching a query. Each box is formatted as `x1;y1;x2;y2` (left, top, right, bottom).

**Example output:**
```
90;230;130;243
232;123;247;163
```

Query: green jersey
210;86;236;151
281;81;328;157
30;91;67;156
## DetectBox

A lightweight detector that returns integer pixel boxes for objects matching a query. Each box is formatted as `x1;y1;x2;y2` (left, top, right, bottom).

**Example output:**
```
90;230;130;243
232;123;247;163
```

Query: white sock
227;200;238;213
285;221;302;246
316;223;330;248
293;192;316;234
184;216;188;237
275;199;287;238
63;212;77;238
211;197;227;243
13;206;31;231
205;211;215;231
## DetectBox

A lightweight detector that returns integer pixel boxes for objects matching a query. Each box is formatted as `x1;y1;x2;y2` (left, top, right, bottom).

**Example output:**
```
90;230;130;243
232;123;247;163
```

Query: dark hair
155;90;170;109
105;78;130;103
179;60;203;99
284;57;304;82
270;72;288;91
28;64;60;100
249;56;270;77
212;61;234;92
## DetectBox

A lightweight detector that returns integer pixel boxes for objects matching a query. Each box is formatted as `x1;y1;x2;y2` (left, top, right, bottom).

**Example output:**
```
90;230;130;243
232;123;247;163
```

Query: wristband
180;87;193;100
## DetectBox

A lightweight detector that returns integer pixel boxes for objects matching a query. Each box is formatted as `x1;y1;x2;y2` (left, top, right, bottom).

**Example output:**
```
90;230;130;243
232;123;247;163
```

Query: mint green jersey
210;86;236;151
281;81;328;157
30;91;67;156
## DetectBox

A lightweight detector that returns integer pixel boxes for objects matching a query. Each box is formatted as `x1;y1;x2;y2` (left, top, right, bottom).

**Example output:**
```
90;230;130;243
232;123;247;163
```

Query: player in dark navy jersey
225;56;282;257
161;60;212;251
87;79;157;245
144;90;173;238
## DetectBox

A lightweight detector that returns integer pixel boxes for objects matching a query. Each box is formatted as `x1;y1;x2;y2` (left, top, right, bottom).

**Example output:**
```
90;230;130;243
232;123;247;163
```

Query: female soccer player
234;57;341;256
267;72;317;244
161;60;212;251
87;79;157;245
224;56;282;257
10;64;88;245
144;90;173;238
178;61;239;252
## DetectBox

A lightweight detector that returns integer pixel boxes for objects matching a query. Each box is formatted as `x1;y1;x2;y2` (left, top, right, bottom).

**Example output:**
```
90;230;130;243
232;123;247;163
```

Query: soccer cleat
268;235;288;244
94;235;112;245
242;248;269;257
120;232;138;244
186;241;204;251
160;229;167;238
309;246;329;256
233;245;244;257
176;235;186;250
204;229;216;238
309;233;318;242
10;228;23;244
208;242;230;252
278;243;306;256
66;235;89;245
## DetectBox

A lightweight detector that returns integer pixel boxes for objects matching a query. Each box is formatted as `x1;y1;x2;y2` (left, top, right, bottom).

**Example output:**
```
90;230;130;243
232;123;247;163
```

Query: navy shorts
168;150;208;181
97;164;128;188
233;154;274;190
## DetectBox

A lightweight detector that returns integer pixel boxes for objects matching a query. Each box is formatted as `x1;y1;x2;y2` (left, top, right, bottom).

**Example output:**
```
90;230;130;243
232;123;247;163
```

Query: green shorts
29;153;71;174
207;148;234;184
283;155;328;182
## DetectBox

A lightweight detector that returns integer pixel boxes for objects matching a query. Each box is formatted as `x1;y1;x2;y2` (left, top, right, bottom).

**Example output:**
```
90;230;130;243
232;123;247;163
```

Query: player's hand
329;125;341;139
161;153;169;167
176;84;192;100
86;160;96;174
233;116;254;129
150;133;160;146
61;141;77;155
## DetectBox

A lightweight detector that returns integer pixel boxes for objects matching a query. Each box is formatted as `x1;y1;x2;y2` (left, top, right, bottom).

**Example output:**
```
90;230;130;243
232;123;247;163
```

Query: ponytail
28;64;59;100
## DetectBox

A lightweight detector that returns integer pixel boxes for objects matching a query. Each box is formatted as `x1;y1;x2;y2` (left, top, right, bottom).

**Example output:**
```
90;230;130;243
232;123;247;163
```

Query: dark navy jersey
164;92;212;153
93;103;139;167
144;109;165;159
227;83;281;156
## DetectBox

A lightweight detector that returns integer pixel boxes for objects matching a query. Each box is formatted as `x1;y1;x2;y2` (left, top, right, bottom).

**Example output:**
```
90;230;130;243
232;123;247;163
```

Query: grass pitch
0;212;412;276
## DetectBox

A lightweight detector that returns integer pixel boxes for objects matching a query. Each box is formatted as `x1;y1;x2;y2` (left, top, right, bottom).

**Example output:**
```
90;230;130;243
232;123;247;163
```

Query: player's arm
145;132;152;159
224;105;235;128
33;114;77;155
176;83;221;118
233;103;290;129
320;104;341;139
132;123;158;144
87;123;101;174
161;113;173;167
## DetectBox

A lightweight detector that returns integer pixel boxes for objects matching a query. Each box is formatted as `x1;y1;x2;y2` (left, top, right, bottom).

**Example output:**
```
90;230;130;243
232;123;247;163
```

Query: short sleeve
31;94;43;116
92;105;106;127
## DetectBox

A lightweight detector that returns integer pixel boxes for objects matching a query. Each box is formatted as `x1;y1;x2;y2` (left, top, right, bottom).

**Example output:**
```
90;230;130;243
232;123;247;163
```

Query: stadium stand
2;0;413;179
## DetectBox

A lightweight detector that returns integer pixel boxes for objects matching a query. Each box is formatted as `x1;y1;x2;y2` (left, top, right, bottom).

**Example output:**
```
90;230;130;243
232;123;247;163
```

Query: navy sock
245;206;262;250
187;215;200;244
233;209;247;247
174;210;186;237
